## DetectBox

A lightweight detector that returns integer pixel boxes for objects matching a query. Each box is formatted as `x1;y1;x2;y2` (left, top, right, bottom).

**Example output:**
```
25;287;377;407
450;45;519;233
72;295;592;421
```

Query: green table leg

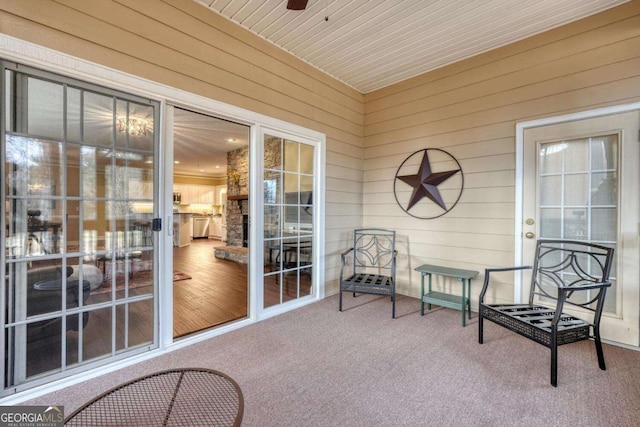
467;279;472;320
461;277;466;327
427;273;432;310
420;273;425;315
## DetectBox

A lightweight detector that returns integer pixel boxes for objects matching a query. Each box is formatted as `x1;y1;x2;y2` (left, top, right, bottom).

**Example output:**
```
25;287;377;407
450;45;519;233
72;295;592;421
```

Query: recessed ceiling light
145;160;153;164
174;160;180;164
215;165;220;169
199;169;204;172
226;138;237;143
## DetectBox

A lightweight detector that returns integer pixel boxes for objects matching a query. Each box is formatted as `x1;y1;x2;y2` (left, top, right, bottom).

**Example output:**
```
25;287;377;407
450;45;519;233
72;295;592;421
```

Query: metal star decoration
397;150;460;211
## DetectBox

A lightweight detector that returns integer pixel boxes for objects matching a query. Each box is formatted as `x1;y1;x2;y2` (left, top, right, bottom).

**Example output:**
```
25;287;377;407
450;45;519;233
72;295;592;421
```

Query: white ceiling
173;107;249;178
195;0;629;93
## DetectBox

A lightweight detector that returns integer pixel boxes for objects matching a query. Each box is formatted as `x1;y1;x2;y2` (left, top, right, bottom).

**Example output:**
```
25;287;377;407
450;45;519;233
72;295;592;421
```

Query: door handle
525;232;535;239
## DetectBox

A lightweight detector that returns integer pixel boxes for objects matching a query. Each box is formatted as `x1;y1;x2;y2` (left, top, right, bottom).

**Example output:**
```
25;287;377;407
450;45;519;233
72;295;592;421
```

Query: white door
522;111;640;346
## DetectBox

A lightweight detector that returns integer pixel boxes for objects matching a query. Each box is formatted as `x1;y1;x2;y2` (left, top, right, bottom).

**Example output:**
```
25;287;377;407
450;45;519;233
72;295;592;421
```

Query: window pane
67;87;82;142
564;208;587;240
591;208;616;241
564;173;588;206
299;143;314;175
540;175;561;206
128;103;154;151
6;136;63;197
540;208;561;238
564;138;589;172
539;142;564;174
84;91;113;146
27;77;64;140
592;172;616;206
264;136;282;170
591;135;617;170
264;205;281;239
284;139;298;172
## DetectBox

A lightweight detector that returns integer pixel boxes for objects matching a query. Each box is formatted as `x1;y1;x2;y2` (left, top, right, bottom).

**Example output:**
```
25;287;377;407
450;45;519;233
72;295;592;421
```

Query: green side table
415;264;479;327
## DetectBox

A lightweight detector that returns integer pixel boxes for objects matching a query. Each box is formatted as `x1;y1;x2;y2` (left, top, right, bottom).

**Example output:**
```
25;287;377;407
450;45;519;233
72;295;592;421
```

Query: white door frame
515;102;640;304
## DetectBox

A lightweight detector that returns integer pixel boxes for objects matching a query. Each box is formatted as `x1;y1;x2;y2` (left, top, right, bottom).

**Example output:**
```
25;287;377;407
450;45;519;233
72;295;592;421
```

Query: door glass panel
27;77;64;140
83;91;114;146
263;135;315;309
2;66;158;392
538;135;618;313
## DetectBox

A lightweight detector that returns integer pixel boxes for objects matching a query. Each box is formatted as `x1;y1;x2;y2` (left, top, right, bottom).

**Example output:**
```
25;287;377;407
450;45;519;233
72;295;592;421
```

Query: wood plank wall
0;0;365;287
362;0;640;303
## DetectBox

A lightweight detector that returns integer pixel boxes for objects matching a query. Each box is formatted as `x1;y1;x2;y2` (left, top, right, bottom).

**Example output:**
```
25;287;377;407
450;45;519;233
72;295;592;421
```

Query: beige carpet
25;294;640;426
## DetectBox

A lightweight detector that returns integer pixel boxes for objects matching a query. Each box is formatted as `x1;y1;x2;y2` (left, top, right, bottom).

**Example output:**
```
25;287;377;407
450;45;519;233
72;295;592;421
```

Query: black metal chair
479;240;615;386
339;228;397;318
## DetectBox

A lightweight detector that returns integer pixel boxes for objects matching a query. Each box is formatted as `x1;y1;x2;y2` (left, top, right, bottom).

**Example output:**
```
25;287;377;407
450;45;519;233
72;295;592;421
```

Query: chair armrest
340;248;354;282
551;280;612;328
480;266;532;303
33;278;73;291
340;248;354;264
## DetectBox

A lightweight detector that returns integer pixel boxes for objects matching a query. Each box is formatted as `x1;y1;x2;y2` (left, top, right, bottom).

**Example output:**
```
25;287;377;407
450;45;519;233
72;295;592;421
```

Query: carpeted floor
25;295;640;426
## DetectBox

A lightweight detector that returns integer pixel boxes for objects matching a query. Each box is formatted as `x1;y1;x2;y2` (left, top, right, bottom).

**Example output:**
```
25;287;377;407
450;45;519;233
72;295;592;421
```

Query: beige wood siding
0;0;364;287
362;1;640;303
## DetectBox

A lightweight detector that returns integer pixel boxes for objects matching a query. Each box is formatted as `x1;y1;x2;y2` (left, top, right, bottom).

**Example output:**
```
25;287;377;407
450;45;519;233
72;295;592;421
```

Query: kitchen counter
173;213;192;247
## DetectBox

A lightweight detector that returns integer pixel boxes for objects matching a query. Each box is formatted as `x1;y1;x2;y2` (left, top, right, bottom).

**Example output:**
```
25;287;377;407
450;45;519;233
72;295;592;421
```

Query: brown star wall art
393;148;464;219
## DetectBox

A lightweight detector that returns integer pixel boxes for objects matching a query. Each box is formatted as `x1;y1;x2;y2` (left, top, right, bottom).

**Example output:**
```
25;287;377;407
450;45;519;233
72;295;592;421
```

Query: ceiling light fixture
117;116;150;136
174;160;180;164
226;138;237;143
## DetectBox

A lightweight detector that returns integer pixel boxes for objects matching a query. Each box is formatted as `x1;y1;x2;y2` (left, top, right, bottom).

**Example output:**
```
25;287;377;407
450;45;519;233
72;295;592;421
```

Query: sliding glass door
1;62;159;393
262;132;317;309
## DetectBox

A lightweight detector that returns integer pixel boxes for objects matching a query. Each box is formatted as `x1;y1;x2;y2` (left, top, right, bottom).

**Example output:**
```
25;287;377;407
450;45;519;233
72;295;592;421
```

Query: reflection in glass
591;172;617;206
264;205;281;239
3;67;158;392
67;87;82;142
84;91;114;146
6;136;63;197
284;139;299;172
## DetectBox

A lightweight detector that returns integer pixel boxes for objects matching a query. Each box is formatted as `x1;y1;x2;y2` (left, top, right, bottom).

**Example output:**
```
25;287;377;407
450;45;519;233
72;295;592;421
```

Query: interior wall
173;176;224;186
0;0;364;290
362;0;640;303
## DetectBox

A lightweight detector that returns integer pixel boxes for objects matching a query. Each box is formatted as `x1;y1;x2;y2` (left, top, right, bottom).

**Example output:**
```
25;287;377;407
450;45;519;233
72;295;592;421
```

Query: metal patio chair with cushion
339;228;397;318
479;239;615;386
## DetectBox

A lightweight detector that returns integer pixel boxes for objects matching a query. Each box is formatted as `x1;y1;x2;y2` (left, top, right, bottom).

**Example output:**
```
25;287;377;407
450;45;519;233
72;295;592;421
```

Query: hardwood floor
173;238;248;338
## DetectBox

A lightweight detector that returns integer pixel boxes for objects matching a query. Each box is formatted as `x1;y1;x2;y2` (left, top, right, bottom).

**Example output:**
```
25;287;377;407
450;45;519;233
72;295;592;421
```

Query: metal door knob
525;232;535;239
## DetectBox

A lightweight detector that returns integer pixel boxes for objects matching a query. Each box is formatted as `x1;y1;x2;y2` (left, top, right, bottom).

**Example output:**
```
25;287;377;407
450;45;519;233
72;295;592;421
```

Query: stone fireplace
214;138;281;263
214;145;249;263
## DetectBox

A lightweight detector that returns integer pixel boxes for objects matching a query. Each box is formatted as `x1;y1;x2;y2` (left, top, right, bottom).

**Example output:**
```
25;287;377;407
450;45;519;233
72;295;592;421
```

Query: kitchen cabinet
173;213;192;247
215;185;227;206
209;216;223;239
172;184;217;205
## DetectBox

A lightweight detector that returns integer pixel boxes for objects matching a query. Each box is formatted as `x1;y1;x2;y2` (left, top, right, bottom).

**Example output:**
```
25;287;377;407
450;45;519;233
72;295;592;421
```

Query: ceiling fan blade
287;0;308;10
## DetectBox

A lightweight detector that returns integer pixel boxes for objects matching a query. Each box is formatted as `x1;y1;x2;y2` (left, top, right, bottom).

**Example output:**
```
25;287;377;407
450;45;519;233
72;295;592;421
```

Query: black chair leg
391;294;395;319
339;290;343;312
594;332;607;370
478;314;484;344
551;339;558;387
